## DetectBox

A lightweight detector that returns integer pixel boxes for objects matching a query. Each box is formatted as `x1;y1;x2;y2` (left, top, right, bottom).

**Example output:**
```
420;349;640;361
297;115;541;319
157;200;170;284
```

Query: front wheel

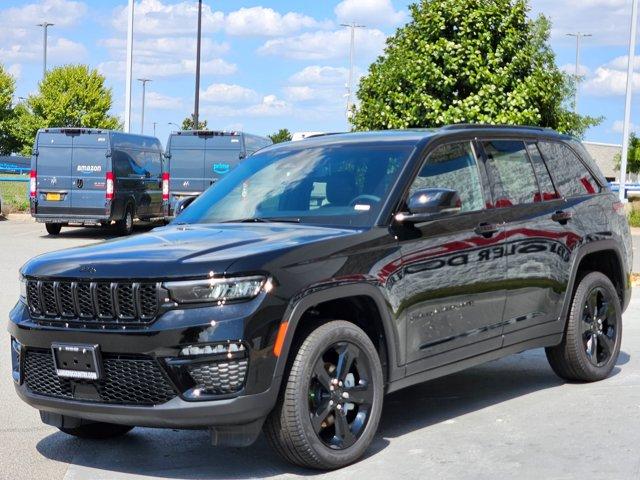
264;320;383;470
546;272;622;382
59;422;133;439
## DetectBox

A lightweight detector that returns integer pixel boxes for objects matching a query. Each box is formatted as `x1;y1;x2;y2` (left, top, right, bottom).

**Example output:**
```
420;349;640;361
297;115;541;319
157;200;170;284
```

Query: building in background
584;142;624;182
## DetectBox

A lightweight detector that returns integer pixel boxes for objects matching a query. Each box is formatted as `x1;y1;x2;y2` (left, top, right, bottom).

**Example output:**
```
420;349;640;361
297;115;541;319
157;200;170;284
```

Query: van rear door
168;135;206;199
70;133;109;217
35;132;73;216
204;135;242;186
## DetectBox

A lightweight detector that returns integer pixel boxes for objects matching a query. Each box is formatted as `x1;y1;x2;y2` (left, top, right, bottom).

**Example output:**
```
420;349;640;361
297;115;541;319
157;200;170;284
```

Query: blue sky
1;0;639;146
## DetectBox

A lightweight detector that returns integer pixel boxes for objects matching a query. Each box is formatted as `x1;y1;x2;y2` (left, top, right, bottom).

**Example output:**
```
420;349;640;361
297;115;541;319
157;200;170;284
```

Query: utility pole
37;22;54;80
124;0;135;133
193;0;203;129
620;0;639;202
138;78;151;134
341;22;365;128
566;32;592;113
153;122;158;137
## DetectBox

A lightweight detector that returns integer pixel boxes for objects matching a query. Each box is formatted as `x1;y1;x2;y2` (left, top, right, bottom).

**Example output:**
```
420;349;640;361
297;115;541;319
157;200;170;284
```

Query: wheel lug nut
336;404;342;410
339;381;343;387
329;400;334;406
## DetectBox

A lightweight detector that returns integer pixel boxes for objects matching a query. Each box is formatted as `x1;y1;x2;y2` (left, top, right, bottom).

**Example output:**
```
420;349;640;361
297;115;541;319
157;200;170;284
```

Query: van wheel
546;272;622;382
59;422;133;439
45;223;62;235
264;321;383;470
115;206;134;236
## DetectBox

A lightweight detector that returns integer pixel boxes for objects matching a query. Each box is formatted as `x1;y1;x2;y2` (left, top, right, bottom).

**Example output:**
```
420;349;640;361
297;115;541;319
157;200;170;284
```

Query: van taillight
162;172;169;201
106;172;114;200
29;170;37;198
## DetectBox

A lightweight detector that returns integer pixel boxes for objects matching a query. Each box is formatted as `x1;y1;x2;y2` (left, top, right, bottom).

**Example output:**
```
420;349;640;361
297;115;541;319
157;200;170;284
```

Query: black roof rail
440;124;549;132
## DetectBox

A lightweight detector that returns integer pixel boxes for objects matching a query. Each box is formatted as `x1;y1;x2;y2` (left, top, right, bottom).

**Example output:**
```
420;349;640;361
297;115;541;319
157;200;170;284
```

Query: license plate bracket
52;343;102;380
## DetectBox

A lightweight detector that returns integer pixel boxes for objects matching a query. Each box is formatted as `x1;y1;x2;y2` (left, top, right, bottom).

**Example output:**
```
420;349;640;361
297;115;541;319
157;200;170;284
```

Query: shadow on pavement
37;222;161;241
33;348;604;479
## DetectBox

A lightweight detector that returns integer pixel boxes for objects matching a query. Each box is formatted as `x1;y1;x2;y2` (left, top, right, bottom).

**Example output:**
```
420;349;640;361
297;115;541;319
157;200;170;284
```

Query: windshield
176;143;414;228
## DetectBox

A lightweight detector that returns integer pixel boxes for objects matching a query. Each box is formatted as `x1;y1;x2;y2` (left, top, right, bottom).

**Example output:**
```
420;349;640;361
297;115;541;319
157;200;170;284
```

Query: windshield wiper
223;217;301;224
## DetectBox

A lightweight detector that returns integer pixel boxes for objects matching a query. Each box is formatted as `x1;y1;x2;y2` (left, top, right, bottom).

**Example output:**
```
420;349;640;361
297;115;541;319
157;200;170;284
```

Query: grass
0;173;29;214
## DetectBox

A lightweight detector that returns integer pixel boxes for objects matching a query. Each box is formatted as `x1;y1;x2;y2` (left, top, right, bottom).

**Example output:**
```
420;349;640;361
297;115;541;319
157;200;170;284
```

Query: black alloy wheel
581;287;617;367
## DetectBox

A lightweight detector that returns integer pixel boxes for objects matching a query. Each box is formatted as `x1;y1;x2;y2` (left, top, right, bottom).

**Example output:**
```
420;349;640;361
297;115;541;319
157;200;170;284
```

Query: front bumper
8;297;282;430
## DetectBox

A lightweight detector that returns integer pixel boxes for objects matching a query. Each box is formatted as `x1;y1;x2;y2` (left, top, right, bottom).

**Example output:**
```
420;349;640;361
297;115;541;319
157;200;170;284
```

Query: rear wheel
546;272;622;382
59;422;133;439
115;206;134;236
45;223;62;235
264;320;383;470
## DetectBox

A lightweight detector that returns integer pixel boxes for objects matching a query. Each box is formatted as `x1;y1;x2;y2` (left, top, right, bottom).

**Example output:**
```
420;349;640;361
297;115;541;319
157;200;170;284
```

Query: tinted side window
538;141;600;197
144;151;161;177
483;140;538;207
410;142;484;213
113;150;133;177
526;142;559;202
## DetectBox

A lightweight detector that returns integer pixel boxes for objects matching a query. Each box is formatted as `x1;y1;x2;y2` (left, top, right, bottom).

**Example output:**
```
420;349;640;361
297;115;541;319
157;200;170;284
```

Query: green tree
181;116;208;130
615;133;640;175
268;128;292;143
0;65;18;155
13;65;120;155
352;0;599;137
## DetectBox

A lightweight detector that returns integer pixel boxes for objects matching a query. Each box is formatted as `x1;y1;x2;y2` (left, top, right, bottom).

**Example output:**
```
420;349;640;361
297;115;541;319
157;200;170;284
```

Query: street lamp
153;122;158;137
193;0;203;129
124;0;135;133
566;32;592;113
37;22;54;80
137;78;152;134
340;22;365;128
168;122;180;130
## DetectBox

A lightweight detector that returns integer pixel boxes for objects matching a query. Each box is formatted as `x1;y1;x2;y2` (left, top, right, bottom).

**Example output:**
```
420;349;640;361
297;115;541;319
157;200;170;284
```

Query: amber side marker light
273;321;289;357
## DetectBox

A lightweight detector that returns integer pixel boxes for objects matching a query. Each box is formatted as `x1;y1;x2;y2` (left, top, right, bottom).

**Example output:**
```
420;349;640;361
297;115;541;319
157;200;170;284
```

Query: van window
538;141;600;197
483;140;539;207
526;142;559;202
410;142;484;213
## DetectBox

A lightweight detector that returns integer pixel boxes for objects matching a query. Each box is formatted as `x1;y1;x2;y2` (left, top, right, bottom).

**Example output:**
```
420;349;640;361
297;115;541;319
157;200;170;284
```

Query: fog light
180;342;245;357
11;338;21;384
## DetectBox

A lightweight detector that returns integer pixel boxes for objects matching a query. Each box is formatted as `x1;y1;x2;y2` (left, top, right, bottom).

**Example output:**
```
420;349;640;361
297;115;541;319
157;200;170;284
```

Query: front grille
188;358;249;395
23;349;177;406
26;280;159;326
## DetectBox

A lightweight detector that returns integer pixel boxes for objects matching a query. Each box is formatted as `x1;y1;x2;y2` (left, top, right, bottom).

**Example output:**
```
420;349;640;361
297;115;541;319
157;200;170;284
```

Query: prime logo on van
213;163;230;175
76;165;102;173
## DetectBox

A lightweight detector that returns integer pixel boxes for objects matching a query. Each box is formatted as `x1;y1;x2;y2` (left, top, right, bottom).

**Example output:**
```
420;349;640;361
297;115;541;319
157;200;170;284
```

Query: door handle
551;210;573;225
475;222;500;238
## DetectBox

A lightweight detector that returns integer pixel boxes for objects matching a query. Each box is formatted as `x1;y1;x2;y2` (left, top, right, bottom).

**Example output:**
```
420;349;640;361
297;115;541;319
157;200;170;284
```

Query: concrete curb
3;213;33;222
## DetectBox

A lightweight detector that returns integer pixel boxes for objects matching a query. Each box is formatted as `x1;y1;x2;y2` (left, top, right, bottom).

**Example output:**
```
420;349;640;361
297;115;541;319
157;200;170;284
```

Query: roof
38;127;160;142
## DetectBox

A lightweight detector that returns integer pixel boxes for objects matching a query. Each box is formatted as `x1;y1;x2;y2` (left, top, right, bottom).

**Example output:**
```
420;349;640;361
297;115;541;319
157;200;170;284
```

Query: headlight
164;276;268;304
19;274;27;303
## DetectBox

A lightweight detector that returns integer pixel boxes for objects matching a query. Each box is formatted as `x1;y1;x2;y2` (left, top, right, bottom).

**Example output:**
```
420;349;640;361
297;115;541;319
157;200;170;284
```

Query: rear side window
526;142;559;202
537;141;600;197
482;140;538;207
411;142;484;213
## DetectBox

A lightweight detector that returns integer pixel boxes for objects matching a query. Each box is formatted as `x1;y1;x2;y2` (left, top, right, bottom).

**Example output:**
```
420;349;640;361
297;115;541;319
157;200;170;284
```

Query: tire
115;206;134;236
45;223;62;235
59;422;133;439
546;271;622;382
264;320;384;470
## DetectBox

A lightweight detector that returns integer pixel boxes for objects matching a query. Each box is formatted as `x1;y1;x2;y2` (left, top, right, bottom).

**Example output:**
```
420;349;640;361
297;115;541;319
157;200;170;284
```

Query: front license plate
52;343;102;380
46;193;61;201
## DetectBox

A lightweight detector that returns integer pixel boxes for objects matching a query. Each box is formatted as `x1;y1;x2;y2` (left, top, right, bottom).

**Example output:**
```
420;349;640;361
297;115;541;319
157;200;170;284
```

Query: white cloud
202;95;292;118
145;91;183;110
583;56;640;96
0;36;87;63
289;65;350;86
258;28;387;61
611;120;639;134
200;83;259;104
98;57;236;79
99;37;230;61
334;0;405;27
225;7;331;36
0;0;87;27
560;63;590;77
6;64;22;80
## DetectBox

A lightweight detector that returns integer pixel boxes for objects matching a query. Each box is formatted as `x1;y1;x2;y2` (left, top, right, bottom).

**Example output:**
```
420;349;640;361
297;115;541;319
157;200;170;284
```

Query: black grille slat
24;350;176;406
25;280;159;326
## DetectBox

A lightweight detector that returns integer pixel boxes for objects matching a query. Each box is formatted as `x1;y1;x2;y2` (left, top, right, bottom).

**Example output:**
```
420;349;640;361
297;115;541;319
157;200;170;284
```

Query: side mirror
395;188;461;223
174;195;197;216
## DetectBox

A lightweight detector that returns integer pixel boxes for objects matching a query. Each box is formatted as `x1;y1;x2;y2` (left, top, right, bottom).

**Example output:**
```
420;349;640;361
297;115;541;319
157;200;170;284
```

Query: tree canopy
615;133;640;175
0;65;18;155
181;116;208;130
352;0;599;137
12;65;120;155
268;128;292;143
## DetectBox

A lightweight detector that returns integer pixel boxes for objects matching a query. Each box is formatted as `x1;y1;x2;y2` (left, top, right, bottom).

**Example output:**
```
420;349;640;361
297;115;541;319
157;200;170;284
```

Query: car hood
21;223;362;280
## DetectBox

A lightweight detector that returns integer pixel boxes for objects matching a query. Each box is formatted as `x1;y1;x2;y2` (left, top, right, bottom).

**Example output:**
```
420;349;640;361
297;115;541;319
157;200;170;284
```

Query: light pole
124;0;135;133
137;78;152;134
340;22;365;128
153;122;158;137
168;122;180;130
37;22;54;80
620;0;639;202
566;32;592;113
193;0;203;129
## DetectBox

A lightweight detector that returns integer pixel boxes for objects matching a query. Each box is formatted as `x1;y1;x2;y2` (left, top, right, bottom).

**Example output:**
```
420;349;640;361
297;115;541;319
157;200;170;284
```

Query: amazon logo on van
213;163;230;175
76;165;102;173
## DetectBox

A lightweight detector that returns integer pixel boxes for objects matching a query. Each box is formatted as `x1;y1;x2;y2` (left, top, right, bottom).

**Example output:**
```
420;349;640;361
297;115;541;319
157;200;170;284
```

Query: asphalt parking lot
1;218;640;480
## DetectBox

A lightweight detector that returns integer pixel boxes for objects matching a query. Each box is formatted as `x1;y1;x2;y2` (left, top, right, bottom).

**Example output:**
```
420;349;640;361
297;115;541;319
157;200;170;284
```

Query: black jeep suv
10;126;632;469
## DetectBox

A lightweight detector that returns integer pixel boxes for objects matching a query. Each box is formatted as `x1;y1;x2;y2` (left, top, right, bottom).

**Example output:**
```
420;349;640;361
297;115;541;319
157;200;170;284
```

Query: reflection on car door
396;141;508;376
479;139;581;346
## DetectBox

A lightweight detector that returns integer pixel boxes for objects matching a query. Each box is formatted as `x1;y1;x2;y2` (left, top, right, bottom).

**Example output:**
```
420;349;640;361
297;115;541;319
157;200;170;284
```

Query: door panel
169;149;205;197
396;140;507;374
70;146;108;217
35;139;73;216
204;148;241;187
